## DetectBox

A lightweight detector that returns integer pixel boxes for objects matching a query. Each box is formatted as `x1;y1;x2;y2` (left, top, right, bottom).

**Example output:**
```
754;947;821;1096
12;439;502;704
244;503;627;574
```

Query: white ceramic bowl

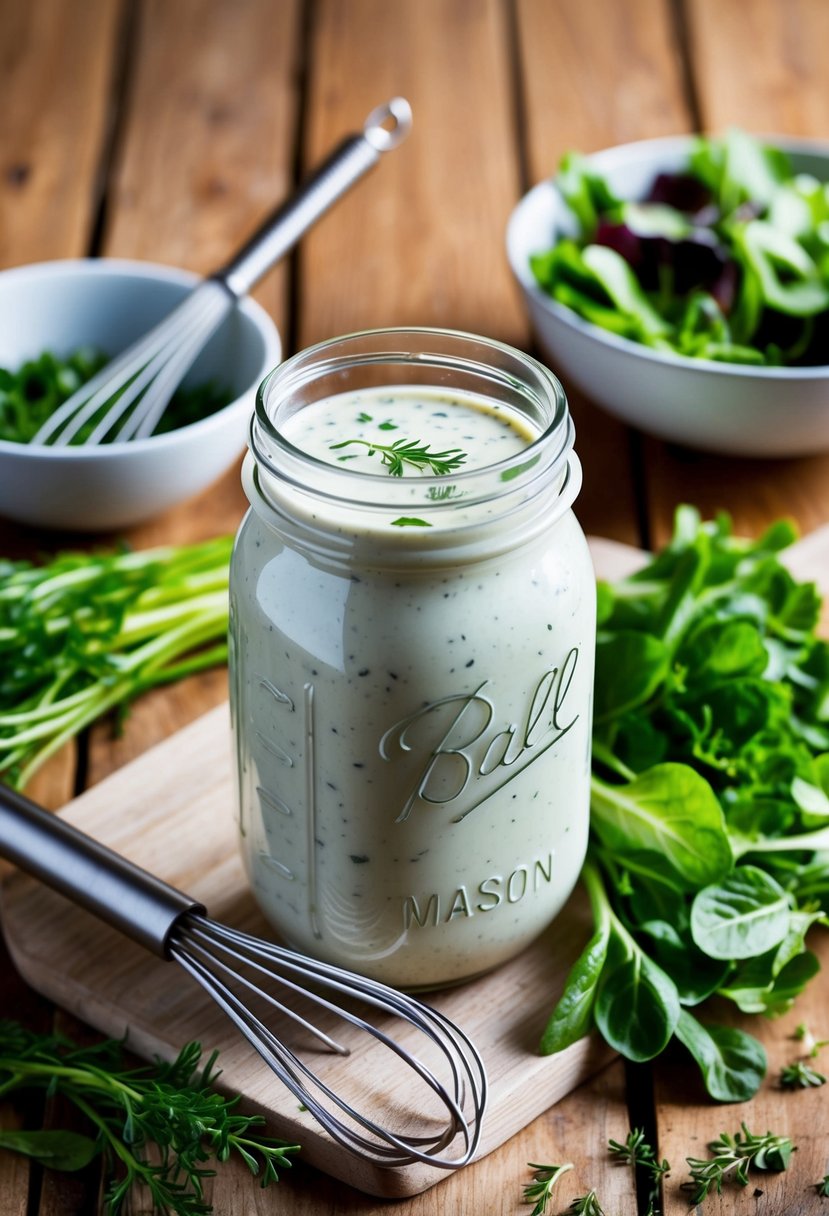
0;259;282;530
506;135;829;457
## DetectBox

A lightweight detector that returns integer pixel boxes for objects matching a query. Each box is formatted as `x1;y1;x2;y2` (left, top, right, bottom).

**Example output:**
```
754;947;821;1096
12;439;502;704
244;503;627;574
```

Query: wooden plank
515;0;694;547
687;0;829;136
641;0;829;548
0;0;121;269
81;0;303;780
0;2;118;1201
516;0;690;176
102;0;300;330
299;0;525;347
206;1059;637;1215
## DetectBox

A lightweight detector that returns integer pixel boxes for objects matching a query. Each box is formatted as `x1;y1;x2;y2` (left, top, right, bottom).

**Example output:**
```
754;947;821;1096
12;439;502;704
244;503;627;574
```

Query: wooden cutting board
2;530;826;1198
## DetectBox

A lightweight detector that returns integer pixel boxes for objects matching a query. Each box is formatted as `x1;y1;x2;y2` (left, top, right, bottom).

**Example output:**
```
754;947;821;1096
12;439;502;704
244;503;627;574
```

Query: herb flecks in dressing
283;386;534;475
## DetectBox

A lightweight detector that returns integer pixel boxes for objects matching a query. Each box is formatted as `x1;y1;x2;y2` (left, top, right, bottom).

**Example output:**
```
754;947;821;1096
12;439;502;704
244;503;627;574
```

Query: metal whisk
32;97;412;448
0;784;486;1170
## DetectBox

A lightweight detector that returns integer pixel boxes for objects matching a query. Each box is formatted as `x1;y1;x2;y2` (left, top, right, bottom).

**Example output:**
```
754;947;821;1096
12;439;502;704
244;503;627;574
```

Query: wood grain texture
102;0;301;330
0;0;123;812
0;0;121;268
516;0;691;181
686;0;829;136
299;0;526;347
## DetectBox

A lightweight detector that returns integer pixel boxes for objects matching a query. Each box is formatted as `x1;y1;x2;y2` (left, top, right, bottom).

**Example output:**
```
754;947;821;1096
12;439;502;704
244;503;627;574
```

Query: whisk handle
0;784;202;959
215;97;412;299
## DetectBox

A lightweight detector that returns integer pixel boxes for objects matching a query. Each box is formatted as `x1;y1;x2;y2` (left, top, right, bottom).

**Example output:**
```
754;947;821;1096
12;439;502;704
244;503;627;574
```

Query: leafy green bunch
530;128;829;366
543;506;829;1100
0;1021;298;1214
0;348;231;444
0;536;232;788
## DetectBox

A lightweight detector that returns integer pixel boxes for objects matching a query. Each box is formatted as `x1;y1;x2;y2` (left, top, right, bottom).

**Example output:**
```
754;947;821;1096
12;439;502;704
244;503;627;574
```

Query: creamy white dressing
231;380;594;989
282;386;535;473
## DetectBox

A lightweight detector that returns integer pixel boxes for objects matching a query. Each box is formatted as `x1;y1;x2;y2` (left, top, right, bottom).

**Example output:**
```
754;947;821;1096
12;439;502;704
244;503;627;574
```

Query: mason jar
229;328;595;989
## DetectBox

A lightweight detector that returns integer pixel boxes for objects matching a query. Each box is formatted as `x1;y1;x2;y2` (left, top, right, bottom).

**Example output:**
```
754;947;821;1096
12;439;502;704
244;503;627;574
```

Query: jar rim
249;327;574;514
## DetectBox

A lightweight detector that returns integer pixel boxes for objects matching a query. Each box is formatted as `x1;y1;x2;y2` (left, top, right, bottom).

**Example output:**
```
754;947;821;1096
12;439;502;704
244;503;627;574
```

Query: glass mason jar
229;328;595;989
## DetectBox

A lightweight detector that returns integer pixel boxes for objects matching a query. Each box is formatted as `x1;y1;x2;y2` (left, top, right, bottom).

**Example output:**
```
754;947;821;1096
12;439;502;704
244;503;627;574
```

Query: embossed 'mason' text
402;853;554;929
380;648;581;823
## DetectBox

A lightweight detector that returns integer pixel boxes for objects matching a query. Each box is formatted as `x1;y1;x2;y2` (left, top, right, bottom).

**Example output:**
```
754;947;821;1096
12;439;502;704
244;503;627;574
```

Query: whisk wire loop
170;913;486;1169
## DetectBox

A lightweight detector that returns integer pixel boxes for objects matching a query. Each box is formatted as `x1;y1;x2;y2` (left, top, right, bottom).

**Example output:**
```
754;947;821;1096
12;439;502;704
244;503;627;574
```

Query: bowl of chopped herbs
0;259;281;530
506;130;829;456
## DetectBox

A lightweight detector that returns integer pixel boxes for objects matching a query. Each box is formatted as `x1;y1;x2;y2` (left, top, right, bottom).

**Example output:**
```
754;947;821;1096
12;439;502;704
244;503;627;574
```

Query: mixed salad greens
543;506;829;1100
0;348;231;444
530;129;829;365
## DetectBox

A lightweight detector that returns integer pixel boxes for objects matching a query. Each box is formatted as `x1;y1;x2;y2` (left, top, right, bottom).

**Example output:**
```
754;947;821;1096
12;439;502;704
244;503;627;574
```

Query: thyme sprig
779;1058;826;1089
682;1123;794;1204
523;1161;573;1214
568;1190;605;1214
329;436;467;476
0;1021;298;1214
609;1127;669;1211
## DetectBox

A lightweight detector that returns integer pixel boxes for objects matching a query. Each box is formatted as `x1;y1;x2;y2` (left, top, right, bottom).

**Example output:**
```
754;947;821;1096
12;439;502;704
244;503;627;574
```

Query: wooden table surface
2;1;829;1213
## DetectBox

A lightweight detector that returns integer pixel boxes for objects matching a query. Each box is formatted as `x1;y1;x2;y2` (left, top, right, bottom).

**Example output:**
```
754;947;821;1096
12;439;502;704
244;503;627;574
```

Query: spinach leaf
593;632;669;721
691;866;792;959
539;922;609;1054
0;1128;101;1171
674;1011;766;1101
594;949;680;1062
591;764;732;888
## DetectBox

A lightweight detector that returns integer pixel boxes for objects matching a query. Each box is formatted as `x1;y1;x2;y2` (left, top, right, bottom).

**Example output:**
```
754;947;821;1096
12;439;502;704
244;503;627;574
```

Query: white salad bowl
506;135;829;457
0;259;282;531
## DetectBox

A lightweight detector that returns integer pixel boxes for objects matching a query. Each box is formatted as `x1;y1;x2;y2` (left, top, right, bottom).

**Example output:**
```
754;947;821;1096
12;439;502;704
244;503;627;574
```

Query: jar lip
250;327;573;510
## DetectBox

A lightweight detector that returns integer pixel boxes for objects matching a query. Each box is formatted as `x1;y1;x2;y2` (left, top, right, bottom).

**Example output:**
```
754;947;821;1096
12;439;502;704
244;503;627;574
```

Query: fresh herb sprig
568;1190;605;1214
522;1161;573;1214
682;1123;794;1204
542;505;829;1101
0;1021;298;1214
609;1126;669;1210
329;436;467;476
779;1058;826;1089
0;536;232;788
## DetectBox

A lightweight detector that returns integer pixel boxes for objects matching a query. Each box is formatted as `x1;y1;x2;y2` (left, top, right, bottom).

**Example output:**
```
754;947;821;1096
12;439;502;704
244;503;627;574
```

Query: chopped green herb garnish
568;1192;606;1215
0;349;231;443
